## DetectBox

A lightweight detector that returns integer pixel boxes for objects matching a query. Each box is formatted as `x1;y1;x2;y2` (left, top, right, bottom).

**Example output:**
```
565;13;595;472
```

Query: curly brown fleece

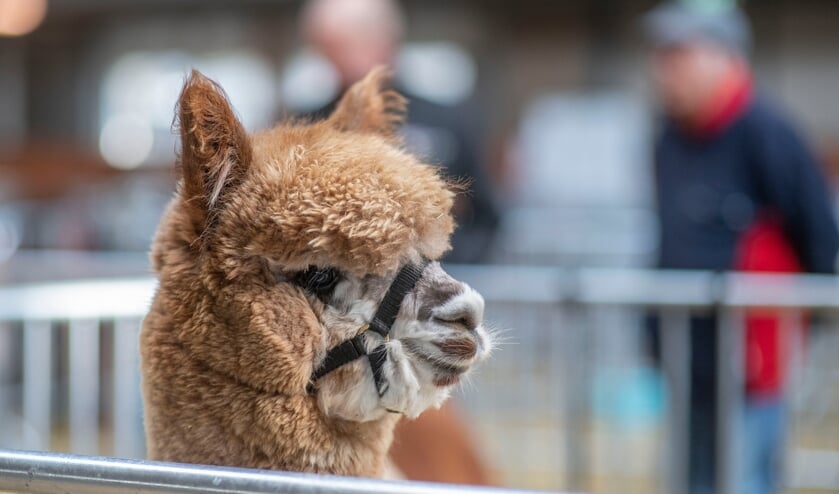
140;68;455;476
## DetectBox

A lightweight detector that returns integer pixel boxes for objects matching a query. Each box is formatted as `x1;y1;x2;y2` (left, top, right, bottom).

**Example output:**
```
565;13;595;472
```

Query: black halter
307;258;430;396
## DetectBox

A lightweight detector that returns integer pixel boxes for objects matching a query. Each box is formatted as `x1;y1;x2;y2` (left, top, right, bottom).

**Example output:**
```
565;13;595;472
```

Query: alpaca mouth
433;338;478;360
403;340;471;387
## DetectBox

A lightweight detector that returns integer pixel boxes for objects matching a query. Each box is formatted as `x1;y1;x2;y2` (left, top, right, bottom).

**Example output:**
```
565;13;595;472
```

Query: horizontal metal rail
0;278;156;320
0;449;553;494
2;268;839;321
446;266;839;308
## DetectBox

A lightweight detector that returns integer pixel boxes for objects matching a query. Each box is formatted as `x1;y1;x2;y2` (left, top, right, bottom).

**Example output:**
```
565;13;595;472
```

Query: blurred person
643;3;839;494
298;0;496;485
300;0;500;264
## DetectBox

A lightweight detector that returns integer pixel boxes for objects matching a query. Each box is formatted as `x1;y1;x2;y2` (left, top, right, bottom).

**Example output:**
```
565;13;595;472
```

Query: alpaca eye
297;266;340;298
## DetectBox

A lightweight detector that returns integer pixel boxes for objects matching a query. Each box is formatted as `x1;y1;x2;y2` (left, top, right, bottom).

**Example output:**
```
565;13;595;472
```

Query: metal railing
0;449;545;494
1;266;838;493
446;267;839;493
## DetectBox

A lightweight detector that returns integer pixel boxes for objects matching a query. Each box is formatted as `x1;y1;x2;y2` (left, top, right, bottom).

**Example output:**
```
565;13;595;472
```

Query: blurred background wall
2;0;839;273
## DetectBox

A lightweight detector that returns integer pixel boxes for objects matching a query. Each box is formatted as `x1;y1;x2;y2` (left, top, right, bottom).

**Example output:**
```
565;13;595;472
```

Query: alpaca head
169;67;493;423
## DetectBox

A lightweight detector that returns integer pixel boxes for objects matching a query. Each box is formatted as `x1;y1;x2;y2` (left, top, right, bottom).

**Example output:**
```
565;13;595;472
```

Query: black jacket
655;95;839;273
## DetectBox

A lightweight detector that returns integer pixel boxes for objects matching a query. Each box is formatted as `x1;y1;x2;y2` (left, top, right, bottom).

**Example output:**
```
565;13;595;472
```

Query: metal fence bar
519;302;539;482
22;320;52;451
2;272;839;320
778;308;804;493
549;305;566;481
716;309;744;494
0;278;156;321
0;322;20;448
561;301;590;492
660;309;690;494
112;318;143;458
724;273;839;309
0;449;552;494
68;319;100;455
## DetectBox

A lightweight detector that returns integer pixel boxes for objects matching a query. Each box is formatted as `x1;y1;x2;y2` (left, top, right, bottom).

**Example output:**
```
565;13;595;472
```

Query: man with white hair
301;0;404;86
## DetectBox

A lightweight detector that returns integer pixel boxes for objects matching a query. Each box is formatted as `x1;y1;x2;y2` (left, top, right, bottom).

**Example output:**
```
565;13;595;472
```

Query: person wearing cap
643;2;839;494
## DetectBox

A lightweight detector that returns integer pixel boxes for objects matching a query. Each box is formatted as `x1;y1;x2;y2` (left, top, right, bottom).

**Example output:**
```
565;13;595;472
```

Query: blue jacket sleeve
750;108;839;273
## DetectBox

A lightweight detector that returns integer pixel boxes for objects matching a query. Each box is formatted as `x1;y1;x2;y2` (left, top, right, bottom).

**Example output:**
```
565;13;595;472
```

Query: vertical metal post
550;305;566;481
778;309;802;492
69;319;100;455
22;320;53;451
522;303;537;486
112;318;142;458
562;301;591;492
0;322;19;448
660;309;691;494
716;309;744;494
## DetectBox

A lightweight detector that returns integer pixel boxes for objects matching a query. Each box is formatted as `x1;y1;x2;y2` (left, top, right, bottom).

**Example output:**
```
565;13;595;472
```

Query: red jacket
735;216;804;397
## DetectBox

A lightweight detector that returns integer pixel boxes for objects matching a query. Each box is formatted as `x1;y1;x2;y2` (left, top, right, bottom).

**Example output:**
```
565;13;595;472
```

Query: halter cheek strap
308;258;430;396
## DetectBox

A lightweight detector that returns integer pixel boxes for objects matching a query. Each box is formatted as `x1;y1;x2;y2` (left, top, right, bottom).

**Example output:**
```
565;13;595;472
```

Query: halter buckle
358;323;388;342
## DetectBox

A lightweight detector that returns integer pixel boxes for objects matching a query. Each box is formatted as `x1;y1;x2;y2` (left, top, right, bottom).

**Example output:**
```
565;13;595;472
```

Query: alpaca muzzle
307;258;431;396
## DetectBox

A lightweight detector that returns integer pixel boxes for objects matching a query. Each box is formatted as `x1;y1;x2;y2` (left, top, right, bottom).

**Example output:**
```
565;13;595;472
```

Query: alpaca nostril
429;285;484;332
432;304;480;332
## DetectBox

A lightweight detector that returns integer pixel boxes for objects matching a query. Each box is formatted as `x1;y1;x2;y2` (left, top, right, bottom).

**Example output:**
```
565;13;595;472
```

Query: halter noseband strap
308;258;430;396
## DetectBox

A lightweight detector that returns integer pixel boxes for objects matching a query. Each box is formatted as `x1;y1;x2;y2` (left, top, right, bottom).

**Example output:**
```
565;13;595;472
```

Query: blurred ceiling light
98;50;275;169
280;50;340;112
99;114;154;170
0;0;47;37
397;42;477;106
199;52;277;131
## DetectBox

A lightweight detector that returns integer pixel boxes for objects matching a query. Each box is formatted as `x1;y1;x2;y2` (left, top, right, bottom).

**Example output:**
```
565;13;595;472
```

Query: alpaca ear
327;66;406;139
177;69;252;230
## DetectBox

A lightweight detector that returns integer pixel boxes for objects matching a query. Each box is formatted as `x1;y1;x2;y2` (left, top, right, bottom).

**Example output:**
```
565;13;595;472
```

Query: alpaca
139;67;493;477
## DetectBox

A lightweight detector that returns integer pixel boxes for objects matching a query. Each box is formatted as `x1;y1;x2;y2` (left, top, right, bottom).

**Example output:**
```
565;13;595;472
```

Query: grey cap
642;1;751;56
